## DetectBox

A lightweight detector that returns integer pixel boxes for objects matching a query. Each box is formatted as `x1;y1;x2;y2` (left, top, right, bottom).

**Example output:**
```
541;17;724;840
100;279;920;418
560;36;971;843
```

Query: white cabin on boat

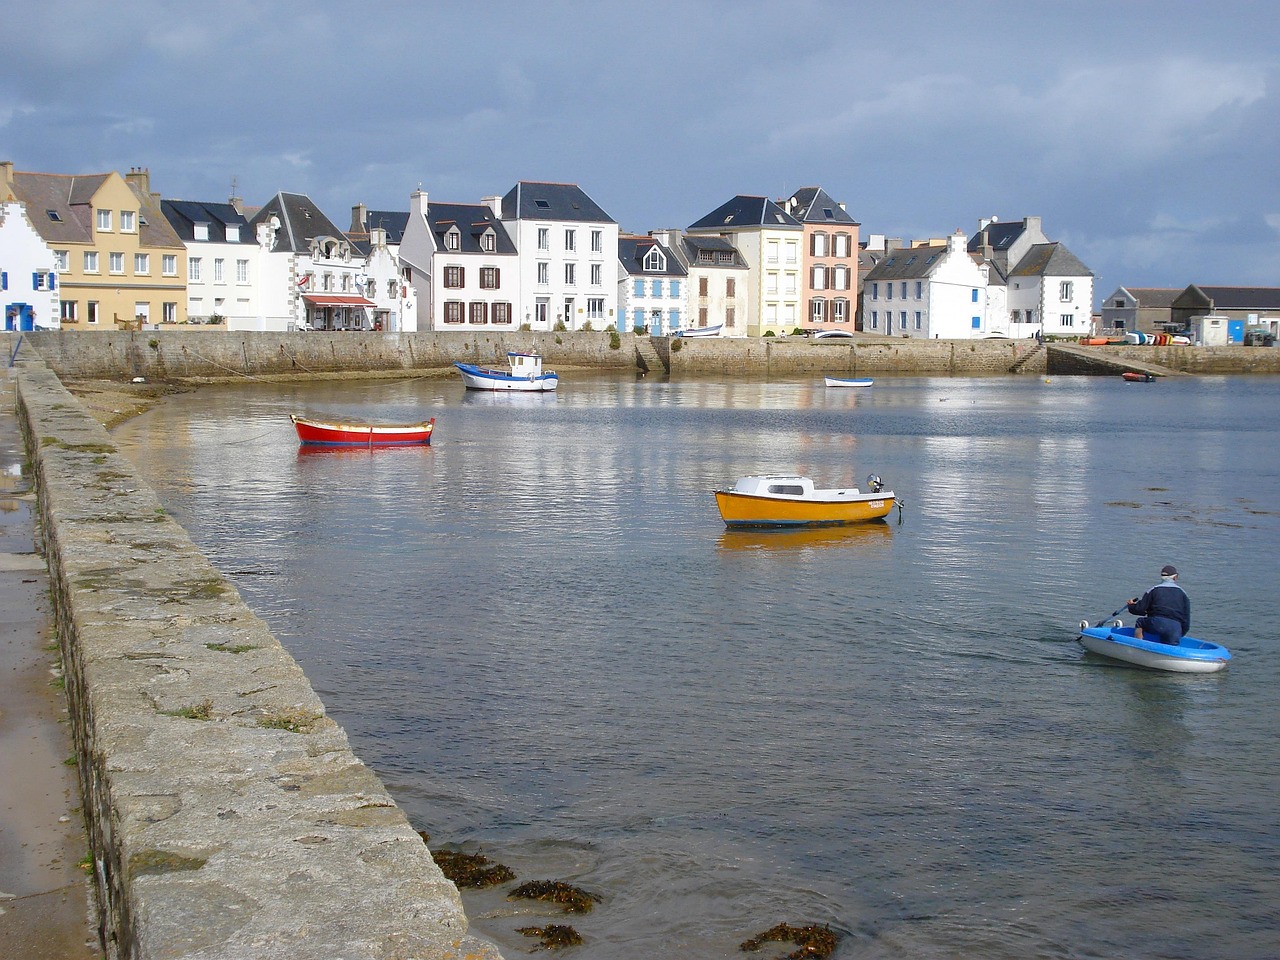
509;352;544;377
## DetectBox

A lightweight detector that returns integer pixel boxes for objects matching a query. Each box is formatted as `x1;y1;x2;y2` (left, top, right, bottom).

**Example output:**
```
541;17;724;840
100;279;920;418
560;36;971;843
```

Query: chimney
483;195;502;218
351;203;367;233
126;166;150;196
409;188;428;219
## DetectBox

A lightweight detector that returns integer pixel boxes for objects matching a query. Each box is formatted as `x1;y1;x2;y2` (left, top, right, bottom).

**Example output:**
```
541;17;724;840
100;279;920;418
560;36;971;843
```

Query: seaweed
509;879;600;914
739;922;839;959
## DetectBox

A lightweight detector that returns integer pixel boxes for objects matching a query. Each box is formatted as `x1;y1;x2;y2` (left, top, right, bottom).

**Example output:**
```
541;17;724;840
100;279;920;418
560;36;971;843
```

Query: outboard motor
866;474;884;493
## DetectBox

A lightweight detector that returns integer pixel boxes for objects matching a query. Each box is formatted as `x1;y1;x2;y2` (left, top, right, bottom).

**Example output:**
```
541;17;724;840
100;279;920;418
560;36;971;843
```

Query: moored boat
454;352;558;391
1122;371;1156;382
291;415;435;446
823;376;873;388
1076;623;1230;673
714;474;895;528
674;324;723;338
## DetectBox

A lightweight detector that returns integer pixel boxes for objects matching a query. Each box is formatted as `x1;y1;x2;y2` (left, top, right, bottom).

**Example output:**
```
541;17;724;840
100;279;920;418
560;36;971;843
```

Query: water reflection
716;521;894;553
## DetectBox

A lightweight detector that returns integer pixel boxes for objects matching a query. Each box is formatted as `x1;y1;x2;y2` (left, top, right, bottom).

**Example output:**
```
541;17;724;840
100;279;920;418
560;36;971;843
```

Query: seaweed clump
515;924;584;950
740;922;839;959
509;879;600;914
431;848;516;888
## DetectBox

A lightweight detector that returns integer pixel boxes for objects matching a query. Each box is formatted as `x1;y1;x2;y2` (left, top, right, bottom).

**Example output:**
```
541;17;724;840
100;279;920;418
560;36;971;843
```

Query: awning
302;294;377;307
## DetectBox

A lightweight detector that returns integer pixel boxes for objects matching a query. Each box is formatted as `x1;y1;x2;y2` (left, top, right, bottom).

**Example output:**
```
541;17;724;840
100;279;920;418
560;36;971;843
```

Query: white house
862;233;990;338
160;199;261;329
686;195;803;336
399;190;519;331
651;230;749;336
1;199;60;330
348;206;416;332
617;235;687;334
499;181;619;331
1006;243;1095;338
248;193;373;331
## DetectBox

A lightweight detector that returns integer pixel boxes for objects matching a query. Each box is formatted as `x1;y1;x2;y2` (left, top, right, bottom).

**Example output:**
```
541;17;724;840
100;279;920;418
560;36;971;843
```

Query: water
113;373;1280;959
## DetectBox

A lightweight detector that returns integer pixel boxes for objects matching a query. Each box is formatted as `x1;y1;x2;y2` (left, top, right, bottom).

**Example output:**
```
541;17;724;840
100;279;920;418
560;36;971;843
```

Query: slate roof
6;170;183;249
679;234;748;268
782;186;859;225
862;244;948;281
968;220;1026;253
426;202;516;255
687;195;802;232
500;181;614;223
1008;242;1094;278
618;237;687;278
1173;285;1280;310
248;192;347;253
161;200;255;244
346;210;411;256
1115;287;1180;307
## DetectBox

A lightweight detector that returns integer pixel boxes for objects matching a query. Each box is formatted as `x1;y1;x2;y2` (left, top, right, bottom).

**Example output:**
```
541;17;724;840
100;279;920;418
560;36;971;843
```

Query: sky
4;0;1278;303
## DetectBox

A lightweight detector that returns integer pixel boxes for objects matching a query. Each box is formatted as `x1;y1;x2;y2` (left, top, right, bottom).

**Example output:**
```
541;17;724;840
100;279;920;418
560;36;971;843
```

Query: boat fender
1078;620;1089;631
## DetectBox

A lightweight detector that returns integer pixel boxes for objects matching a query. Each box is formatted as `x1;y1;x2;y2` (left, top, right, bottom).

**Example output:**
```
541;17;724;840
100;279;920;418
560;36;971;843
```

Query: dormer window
194;222;210;241
480;229;495;253
643;247;665;271
445;227;461;251
225;225;240;242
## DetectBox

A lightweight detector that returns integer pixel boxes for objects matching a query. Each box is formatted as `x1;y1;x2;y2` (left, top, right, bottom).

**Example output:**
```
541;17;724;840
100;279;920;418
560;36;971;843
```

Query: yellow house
1;162;186;329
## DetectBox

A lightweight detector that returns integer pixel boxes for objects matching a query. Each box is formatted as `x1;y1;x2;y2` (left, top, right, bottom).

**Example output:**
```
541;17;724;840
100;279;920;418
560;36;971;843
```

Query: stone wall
14;359;502;960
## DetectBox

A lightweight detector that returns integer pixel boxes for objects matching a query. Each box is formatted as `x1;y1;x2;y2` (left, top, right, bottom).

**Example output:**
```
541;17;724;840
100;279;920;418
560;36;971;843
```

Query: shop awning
302;294;377;307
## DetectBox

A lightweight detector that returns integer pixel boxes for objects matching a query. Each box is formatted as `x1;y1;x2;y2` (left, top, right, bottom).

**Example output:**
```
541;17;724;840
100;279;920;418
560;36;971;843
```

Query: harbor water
113;373;1280;959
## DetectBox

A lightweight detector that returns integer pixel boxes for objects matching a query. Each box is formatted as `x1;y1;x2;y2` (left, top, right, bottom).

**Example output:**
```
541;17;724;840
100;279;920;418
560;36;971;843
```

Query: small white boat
1077;623;1231;673
454;352;558;392
824;377;873;388
674;324;722;338
714;474;896;528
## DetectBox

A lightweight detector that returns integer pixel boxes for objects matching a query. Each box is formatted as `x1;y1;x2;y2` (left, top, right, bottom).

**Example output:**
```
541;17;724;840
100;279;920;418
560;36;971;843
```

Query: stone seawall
15;359;502;960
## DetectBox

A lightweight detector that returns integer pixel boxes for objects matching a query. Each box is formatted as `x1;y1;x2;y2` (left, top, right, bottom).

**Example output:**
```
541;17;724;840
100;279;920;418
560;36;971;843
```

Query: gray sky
5;0;1278;301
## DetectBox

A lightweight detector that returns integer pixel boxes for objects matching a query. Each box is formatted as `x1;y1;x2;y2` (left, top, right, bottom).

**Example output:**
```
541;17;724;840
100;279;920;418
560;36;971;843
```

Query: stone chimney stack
483;195;502;218
409;188;428;219
351;203;367;233
126;166;150;196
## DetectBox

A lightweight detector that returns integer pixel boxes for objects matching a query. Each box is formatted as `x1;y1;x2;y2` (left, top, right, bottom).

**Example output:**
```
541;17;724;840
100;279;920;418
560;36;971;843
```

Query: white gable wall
1;201;60;329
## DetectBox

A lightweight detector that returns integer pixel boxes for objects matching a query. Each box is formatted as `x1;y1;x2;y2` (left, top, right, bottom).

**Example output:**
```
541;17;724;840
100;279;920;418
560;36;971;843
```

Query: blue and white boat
674;324;722;338
824;376;873;388
454;352;558;392
1076;622;1231;673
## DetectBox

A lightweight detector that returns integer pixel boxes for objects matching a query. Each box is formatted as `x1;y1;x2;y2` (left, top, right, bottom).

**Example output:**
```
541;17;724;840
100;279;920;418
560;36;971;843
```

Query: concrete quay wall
14;360;502;960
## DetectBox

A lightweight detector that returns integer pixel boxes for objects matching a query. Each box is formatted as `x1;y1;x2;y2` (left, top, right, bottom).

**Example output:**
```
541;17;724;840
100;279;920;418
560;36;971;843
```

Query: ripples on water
115;374;1280;959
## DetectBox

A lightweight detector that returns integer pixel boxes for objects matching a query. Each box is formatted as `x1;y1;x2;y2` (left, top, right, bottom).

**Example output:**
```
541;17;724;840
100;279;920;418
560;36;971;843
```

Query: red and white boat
290;414;435;446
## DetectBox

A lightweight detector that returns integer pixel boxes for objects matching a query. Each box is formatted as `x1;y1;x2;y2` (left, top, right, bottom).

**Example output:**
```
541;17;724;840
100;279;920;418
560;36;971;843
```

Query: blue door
1228;319;1245;343
5;303;34;331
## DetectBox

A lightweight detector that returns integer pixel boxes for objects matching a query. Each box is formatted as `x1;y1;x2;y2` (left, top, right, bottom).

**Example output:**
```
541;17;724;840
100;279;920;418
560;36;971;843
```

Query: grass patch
205;642;258;654
163;699;214;721
129;849;207;877
257;707;322;733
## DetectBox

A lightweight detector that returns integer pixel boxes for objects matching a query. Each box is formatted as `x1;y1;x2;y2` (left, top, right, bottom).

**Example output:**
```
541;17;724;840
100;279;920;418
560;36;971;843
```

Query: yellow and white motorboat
713;474;896;528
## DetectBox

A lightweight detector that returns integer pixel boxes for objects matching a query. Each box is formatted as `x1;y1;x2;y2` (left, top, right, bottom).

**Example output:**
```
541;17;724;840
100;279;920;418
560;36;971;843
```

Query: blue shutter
971;289;978;302
1;271;7;290
50;272;57;290
34;272;41;290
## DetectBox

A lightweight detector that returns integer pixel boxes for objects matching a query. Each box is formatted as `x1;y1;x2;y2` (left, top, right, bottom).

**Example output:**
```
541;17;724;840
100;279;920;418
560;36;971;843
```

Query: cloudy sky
5;1;1278;301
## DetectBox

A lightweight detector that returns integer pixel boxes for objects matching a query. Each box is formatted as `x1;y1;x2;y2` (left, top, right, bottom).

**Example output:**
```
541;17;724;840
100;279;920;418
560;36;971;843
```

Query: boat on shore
713;474;895;528
674;324;723;338
291;415;435;446
1076;623;1231;673
1122;371;1156;382
823;376;873;388
454;352;558;391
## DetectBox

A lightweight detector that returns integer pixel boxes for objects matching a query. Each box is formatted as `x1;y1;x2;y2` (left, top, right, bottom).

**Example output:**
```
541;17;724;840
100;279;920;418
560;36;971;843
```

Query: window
564;228;576;252
163;302;177;323
214;259;225;282
767;270;779;295
870;310;878;329
87;301;99;324
537;262;549;285
189;257;202;281
492;302;512;325
834;266;849;290
972;316;981;329
564;262;576;286
833;233;850;258
469;302;488;324
726;278;736;298
901;282;908;299
587;298;604;320
1060;281;1074;301
834;298;848;322
84;252;100;273
871;282;879;300
971;289;979;302
236;259;249;283
444;228;460;251
1113;299;1124;308
915;311;922;330
670;280;680;298
901;311;908;330
1061;314;1075;327
537;227;550;251
643;247;664;271
1011;310;1022;322
135;253;149;274
698;277;708;297
54;250;69;272
96;209;112;231
121;211;136;232
886;283;893;300
163;254;177;276
444;265;464;288
480;267;500;290
811;297;827;322
591;230;602;253
767;240;779;263
811;265;827;289
225;225;240;242
785;241;798;263
699;306;708;324
651;279;662;297
61;301;77;322
46;209;62;222
726;306;736;327
444;300;464;324
812;232;828;257
33;271;54;291
591;263;602;286
194;223;209;241
915;281;923;298
480;231;495;253
535;300;549;326
109;253;124;274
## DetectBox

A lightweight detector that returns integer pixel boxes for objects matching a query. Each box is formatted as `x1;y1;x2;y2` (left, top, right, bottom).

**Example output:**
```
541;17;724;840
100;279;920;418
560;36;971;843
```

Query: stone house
347;205;416;332
862;233;990;338
1097;287;1180;337
617;235;687;335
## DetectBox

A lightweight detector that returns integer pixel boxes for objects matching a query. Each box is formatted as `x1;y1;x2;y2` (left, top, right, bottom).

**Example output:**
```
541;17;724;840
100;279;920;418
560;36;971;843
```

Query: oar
1080;605;1127;631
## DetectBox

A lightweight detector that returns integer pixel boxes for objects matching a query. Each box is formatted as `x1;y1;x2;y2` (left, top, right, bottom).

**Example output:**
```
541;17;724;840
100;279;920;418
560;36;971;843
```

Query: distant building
160;196;260;329
650;230;749;336
1006;242;1095;338
347;205;415;331
617;235;687;335
687;195;803;336
862;233;989;338
3;162;186;330
499;181;619;331
248;192;372;331
779;187;859;334
1171;285;1280;343
1098;287;1180;336
399;190;518;332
